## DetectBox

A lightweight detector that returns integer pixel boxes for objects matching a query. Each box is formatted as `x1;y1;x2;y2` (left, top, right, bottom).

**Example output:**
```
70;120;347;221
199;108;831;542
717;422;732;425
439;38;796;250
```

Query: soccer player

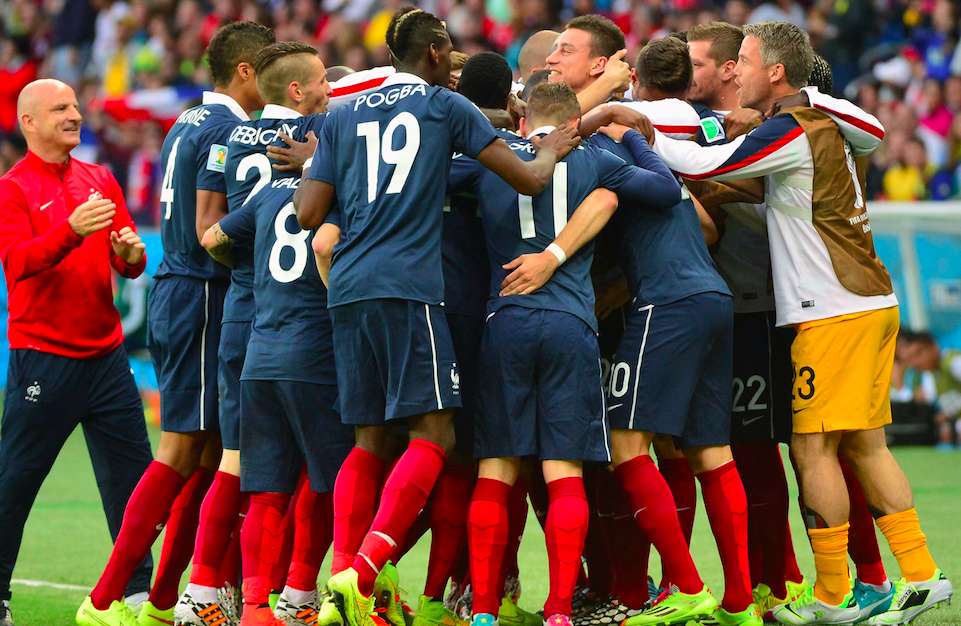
451;80;680;626
200;158;352;626
78;22;275;626
174;41;331;626
0;79;152;626
647;21;953;626
294;8;578;626
517;31;560;83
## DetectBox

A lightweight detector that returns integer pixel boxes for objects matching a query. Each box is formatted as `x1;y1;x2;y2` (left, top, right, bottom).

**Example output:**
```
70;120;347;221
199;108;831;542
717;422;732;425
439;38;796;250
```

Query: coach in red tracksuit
0;79;153;621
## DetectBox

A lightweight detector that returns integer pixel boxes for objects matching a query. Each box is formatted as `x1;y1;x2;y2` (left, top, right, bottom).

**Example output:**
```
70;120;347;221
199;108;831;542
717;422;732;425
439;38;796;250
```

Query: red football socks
612;485;651;608
468;478;512;616
659;457;696;545
288;487;334;592
424;463;473;599
502;479;528;583
841;459;887;585
241;492;291;607
332;447;386;575
614;455;702;594
698;461;753;613
544;477;589;618
190;470;242;588
90;461;186;610
353;439;446;596
733;442;798;597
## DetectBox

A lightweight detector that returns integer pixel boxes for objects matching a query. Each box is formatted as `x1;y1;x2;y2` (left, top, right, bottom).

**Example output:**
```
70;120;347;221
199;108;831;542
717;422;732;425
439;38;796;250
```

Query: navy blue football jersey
156;92;248;280
221;106;328;323
449;129;641;331
219;177;336;384
588;133;731;305
443;190;489;319
306;73;497;307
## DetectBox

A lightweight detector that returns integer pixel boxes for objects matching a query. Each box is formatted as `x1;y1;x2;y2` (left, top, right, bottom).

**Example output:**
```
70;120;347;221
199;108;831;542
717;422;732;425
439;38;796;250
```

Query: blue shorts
447;313;484;457
730;311;794;444
148;277;226;433
328;299;461;425
239;380;353;493
217;321;250;451
607;291;733;447
477;306;610;462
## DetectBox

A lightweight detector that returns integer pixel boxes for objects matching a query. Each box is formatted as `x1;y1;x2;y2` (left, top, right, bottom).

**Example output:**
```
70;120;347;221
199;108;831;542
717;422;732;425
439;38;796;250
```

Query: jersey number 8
269;203;310;283
357;112;421;204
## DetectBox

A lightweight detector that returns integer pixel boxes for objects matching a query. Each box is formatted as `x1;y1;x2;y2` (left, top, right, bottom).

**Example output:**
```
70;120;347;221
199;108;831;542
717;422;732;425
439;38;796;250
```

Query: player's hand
533;124;580;160
598;123;631;142
599;49;631;93
68;191;116;237
268;131;318;172
724;108;762;139
508;93;526;128
609;105;655;143
499;251;559;296
110;226;146;265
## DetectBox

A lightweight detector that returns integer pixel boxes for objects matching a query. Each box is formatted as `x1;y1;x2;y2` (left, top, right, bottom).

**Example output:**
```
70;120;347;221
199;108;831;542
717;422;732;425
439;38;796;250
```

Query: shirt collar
525;124;557;139
202;91;250;121
382;72;429;87
260;104;302;120
25;149;71;177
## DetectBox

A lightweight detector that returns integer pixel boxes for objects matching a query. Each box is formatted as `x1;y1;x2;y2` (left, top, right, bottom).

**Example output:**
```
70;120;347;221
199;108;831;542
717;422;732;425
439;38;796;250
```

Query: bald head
17;79;83;160
519;30;559;82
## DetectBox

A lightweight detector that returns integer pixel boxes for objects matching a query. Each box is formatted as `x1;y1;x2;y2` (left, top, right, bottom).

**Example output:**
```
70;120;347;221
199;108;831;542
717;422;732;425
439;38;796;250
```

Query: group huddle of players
72;7;953;626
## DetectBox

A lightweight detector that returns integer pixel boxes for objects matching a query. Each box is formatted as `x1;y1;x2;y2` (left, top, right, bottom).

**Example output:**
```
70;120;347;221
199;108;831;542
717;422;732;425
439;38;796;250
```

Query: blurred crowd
891;329;961;450
2;0;961;224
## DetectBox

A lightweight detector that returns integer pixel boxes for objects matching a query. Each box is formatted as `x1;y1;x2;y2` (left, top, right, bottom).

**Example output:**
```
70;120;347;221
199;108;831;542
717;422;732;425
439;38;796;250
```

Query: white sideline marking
11;578;87;592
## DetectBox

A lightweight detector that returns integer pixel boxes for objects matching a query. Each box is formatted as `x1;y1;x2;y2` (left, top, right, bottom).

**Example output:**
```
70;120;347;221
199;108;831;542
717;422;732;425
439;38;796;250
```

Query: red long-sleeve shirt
0;150;147;359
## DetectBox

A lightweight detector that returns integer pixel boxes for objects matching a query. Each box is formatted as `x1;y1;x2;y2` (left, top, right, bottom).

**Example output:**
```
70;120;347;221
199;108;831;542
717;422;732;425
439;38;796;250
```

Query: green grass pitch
7;428;959;625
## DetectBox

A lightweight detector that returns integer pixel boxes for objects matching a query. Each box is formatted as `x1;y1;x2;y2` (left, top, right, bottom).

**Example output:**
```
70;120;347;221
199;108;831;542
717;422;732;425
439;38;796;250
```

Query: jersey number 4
357;112;421;203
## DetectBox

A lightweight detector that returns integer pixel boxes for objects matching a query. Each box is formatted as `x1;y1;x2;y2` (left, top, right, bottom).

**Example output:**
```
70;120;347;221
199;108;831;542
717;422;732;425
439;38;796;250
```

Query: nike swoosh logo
80;609;113;626
607;404;623;410
39;201;53;211
742;415;765;426
145;616;175;625
792;408;807;415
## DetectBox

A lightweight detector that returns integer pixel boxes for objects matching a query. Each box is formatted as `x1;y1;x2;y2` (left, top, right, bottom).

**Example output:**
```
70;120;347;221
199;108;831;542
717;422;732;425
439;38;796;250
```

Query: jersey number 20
357;112;421;203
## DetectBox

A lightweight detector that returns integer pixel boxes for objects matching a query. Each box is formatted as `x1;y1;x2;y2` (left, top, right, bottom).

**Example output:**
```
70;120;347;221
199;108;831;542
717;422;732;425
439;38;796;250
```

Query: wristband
546;242;567;265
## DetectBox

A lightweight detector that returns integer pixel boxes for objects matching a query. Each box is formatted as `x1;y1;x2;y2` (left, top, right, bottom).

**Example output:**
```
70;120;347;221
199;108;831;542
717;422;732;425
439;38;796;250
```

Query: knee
409;411;455;454
155;433;208;476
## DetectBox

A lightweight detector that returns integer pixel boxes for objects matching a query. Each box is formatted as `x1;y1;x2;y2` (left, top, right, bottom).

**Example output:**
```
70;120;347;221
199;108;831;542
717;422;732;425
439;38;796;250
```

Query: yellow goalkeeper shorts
790;305;899;434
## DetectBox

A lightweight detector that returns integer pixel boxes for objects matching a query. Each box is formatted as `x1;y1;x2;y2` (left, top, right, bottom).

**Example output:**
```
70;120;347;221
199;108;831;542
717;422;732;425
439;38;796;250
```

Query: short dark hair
206;21;275;87
385;7;448;63
521;69;551;101
458;52;512;109
253;41;319;104
809;54;833;94
565;15;625;58
635;37;692;96
526;82;580;126
687;22;744;65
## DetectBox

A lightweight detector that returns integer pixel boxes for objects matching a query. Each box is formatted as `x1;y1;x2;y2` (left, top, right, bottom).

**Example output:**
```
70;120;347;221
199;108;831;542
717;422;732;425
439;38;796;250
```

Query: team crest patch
206;144;228;172
700;117;725;143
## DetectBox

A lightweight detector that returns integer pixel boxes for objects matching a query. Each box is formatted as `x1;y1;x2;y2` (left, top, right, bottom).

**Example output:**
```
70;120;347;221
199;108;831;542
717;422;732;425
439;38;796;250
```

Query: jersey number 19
357;112;421;204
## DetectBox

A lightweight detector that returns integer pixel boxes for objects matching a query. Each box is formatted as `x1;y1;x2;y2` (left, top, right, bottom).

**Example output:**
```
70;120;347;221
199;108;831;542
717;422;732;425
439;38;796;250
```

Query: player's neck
708;85;739;112
394;61;433;85
215;85;255;115
763;85;803;117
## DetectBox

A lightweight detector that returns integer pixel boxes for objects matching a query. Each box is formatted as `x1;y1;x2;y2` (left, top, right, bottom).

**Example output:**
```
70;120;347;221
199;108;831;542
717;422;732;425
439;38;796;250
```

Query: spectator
907;333;961;450
883;136;929;200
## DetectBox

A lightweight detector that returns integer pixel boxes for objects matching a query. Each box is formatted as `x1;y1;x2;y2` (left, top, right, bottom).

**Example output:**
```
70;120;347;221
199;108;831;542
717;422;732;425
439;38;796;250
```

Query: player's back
452;131;628;331
589;134;729;306
242;177;335;384
313;72;496;308
222;107;327;322
156;97;246;281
